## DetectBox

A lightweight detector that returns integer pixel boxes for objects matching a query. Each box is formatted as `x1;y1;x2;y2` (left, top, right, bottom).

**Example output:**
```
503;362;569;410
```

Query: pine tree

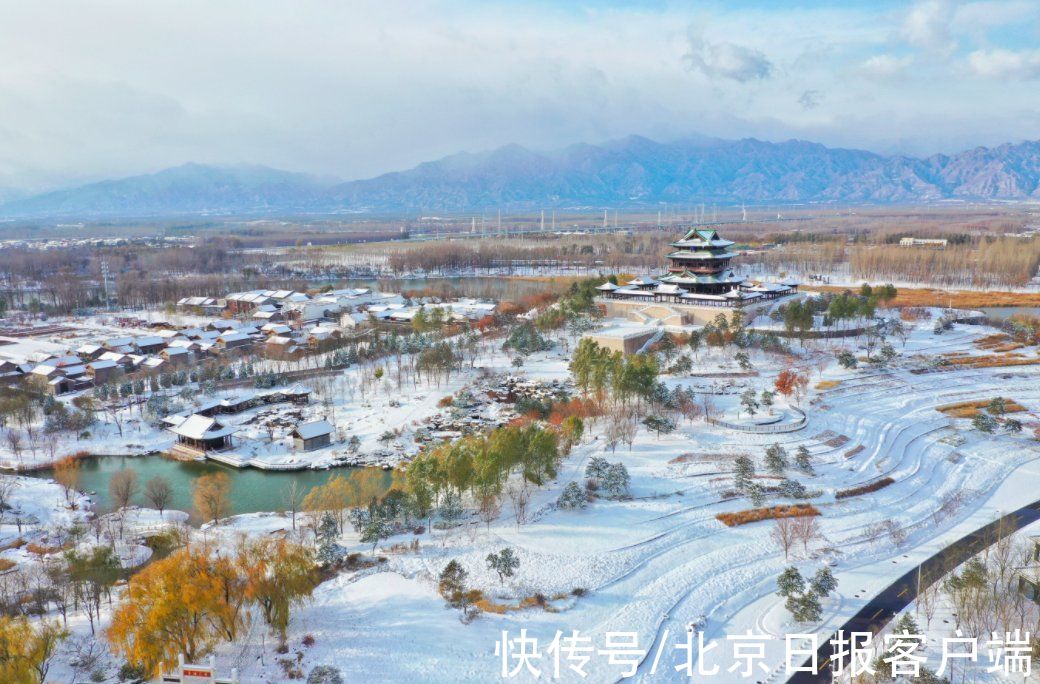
793;590;822;622
810;567;837;598
585;456;611;482
557;481;587;510
485;548;520;583
748;482;766;507
795;445;813;475
315;512;339;566
776;567;804;597
733;455;754;492
894;612;920;635
765;443;788;476
602;463;630;499
438;560;468;606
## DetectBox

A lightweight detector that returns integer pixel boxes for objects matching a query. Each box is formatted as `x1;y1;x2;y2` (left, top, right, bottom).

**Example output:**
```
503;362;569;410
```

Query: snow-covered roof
135;336;164;347
218;332;251;343
596;282;619;291
293;420;334;440
169;414;235;440
86;360;118;370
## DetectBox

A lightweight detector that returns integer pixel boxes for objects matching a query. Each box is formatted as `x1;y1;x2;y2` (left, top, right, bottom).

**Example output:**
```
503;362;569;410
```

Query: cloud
798;90;821;110
683;25;773;83
900;0;956;55
859;54;915;79
967;48;1040;79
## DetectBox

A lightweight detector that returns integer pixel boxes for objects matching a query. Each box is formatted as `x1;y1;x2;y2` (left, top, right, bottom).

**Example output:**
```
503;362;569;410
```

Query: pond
980;306;1040;320
31;455;394;518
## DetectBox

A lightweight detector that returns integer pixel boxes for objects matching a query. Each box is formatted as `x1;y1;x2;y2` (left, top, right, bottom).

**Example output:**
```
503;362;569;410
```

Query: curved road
790;497;1040;683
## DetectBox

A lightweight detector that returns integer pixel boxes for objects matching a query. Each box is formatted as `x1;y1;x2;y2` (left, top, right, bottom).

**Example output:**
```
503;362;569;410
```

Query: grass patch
812;286;1040;310
844;445;865;459
835;477;895;499
937;397;1027;418
816;380;841;390
716;504;820;527
939;354;1040;370
0;558;15;572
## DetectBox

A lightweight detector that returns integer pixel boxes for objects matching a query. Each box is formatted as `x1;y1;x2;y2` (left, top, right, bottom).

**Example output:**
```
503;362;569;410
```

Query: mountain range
3;135;1040;218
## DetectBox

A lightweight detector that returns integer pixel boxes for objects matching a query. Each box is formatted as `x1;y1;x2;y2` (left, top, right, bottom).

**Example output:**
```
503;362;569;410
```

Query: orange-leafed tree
238;538;318;643
774;369;803;399
108;546;245;677
193;472;232;525
53;456;81;503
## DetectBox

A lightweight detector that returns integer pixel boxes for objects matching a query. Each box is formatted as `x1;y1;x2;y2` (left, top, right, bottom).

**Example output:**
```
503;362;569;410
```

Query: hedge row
835;476;895;500
716;504;820;527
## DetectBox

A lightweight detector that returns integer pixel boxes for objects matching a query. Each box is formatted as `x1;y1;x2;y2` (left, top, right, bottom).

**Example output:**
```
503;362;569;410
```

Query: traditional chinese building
596;226;797;324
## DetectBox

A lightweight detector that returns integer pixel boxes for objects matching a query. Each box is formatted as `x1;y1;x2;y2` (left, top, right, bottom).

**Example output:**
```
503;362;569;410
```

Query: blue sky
0;0;1037;189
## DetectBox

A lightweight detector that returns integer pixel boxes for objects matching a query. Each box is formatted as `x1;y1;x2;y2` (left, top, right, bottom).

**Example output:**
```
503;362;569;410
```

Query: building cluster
0;287;499;395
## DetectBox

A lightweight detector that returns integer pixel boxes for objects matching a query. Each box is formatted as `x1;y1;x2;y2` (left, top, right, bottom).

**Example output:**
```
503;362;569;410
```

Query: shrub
557;482;587;510
835;477;895;499
716;504;820;527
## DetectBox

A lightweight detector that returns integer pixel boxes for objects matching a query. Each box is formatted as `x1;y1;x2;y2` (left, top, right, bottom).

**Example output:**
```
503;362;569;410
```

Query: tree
734;351;752;371
792;514;822;553
109;468;139;511
894;611;919;635
193;472;232;525
642;415;675;438
747;482;765;507
585;456;611;483
0;616;67;683
774;369;804;401
739;388;759;418
557;481;587;510
787;590;822;623
282;479;303;531
760;390;775;415
315;512;340;566
53;456;81;503
733;455;754;492
108;546;244;677
987;397;1007;417
836;350;857;369
1004;418;1023;433
602;463;630;499
776;567;804;597
972;412;997;433
771;516;796;559
810;567;837;598
144;475;173;519
779;478;808;499
485;548;520;584
438;560;468;605
795;445;813;475
239;538;318;643
765;443;788;476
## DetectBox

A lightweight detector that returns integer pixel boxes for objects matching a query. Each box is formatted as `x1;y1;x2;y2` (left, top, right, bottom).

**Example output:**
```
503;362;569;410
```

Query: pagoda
656;227;745;296
595;225;797;313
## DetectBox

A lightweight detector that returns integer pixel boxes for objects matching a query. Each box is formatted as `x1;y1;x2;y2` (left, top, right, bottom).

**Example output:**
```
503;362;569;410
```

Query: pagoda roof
658;269;745;286
670;227;735;249
667;250;738;260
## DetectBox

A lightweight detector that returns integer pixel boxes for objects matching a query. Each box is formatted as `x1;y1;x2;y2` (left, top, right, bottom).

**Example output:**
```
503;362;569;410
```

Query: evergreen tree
602;463;630;499
585;456;611;482
894;612;920;635
795;445;813;475
810;567;837;598
765;443;788;476
733;455;754;492
748;481;766;507
776;567;804;597
315;512;339;566
485;548;520;583
557;481;587;510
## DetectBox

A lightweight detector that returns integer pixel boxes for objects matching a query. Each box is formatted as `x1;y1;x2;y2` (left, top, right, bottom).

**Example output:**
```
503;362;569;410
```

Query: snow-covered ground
9;308;1040;682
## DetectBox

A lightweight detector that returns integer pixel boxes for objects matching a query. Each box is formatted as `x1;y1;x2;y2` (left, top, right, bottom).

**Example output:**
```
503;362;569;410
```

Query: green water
32;455;393;517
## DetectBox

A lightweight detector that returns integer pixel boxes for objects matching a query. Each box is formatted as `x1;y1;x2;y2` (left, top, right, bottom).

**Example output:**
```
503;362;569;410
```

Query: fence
706;407;807;434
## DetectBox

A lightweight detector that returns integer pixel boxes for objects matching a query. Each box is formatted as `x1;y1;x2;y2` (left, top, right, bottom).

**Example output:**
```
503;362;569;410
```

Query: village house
292;419;334;451
216;331;253;350
85;359;120;385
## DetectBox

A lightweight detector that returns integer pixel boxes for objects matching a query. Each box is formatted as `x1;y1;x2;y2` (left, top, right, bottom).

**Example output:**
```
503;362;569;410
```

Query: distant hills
3;135;1040;218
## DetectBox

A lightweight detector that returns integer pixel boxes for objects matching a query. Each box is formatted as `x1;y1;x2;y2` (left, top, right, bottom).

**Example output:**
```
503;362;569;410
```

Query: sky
0;0;1038;190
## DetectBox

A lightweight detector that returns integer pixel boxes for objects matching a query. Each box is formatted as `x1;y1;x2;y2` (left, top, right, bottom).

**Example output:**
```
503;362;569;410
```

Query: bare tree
282;479;303;532
791;515;823;554
143;475;173;519
771;517;796;560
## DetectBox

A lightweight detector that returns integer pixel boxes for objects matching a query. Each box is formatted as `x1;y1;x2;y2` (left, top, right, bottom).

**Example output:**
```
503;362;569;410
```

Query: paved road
789;498;1040;683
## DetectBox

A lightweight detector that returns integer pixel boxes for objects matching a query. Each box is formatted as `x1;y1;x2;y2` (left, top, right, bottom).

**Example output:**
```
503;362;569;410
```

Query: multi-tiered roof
657;228;744;295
